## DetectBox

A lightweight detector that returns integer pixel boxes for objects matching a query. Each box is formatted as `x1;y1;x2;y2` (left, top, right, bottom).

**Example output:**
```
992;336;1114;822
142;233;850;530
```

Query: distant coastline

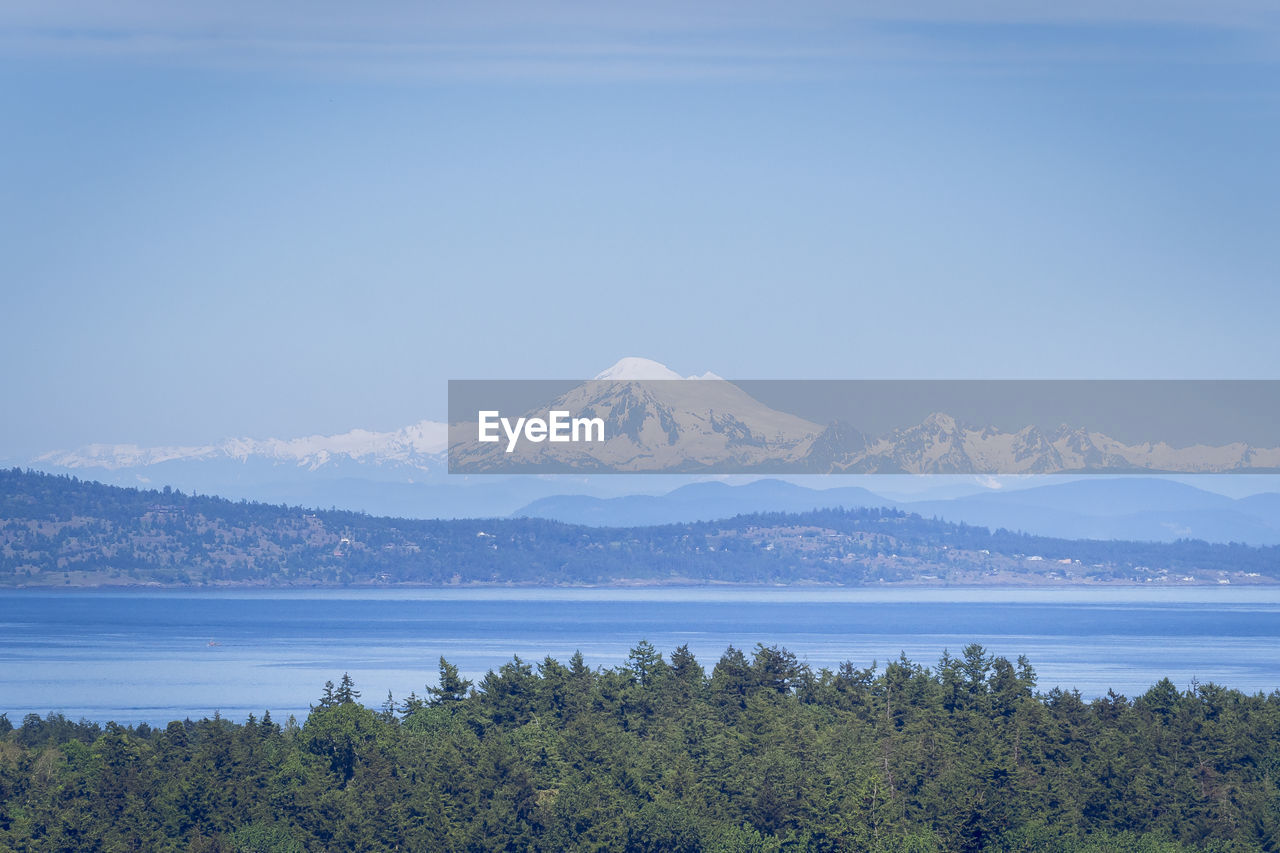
4;469;1277;589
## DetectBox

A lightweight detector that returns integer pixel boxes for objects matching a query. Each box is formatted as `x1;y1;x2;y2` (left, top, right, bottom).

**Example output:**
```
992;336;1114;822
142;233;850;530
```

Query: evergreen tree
427;657;472;705
335;672;360;704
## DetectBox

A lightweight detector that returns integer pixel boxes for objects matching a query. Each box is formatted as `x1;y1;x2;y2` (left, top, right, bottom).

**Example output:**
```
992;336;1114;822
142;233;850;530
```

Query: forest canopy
2;643;1277;852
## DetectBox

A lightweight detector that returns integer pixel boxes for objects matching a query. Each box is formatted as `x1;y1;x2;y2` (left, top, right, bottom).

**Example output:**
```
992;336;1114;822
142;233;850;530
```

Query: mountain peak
594;357;685;381
920;412;959;432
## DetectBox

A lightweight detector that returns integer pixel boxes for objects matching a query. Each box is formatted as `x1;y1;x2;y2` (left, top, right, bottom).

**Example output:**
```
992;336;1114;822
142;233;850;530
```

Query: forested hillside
2;644;1276;851
2;469;1277;587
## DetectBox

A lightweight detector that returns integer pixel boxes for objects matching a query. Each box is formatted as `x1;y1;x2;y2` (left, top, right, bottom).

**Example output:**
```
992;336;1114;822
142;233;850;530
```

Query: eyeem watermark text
477;410;606;453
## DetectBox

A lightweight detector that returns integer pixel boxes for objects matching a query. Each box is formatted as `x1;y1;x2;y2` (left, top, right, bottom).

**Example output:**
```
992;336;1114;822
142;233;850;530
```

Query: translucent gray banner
448;379;1280;474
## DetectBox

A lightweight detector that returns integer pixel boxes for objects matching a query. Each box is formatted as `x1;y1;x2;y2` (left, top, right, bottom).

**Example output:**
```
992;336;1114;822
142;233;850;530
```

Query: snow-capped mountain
32;357;1280;480
810;416;1280;474
34;358;708;475
450;361;1280;475
594;356;723;382
36;420;448;473
451;367;818;473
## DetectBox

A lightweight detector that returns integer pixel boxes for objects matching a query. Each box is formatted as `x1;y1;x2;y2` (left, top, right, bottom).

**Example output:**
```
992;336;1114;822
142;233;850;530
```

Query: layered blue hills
516;477;1280;545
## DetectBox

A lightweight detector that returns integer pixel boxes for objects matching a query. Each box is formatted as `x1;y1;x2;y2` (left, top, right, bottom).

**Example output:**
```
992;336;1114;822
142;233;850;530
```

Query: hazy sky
3;1;1277;457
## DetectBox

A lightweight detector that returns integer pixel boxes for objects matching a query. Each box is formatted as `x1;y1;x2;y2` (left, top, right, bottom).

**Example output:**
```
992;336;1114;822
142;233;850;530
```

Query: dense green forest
2;469;1276;587
2;644;1277;851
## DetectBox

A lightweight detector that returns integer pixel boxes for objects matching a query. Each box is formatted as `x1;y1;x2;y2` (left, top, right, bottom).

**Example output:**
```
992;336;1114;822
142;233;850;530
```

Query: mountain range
38;358;1280;478
515;477;1280;546
20;358;1280;545
35;419;448;474
451;363;1280;475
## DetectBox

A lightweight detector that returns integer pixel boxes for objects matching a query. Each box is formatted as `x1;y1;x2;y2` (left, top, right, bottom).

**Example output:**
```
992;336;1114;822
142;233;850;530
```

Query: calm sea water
3;587;1280;725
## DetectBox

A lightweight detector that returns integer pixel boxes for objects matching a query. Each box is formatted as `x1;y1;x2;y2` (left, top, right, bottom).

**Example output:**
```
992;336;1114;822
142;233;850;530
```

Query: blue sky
2;1;1278;456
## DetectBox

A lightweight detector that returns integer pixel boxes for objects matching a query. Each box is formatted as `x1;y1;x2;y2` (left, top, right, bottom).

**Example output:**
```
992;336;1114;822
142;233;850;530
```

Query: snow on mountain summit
594;357;720;381
37;420;449;472
34;358;730;475
594;357;683;380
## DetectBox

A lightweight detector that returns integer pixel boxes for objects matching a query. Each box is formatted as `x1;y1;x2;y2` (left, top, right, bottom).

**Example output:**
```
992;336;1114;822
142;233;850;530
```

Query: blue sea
4;587;1280;725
